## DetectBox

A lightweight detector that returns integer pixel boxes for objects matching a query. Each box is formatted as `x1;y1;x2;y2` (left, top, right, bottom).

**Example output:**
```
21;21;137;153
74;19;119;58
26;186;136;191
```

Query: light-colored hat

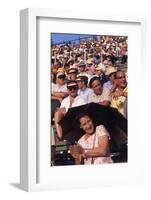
56;72;65;78
96;63;106;72
78;60;86;67
105;66;117;76
57;67;65;73
76;75;88;83
68;66;78;74
67;80;78;87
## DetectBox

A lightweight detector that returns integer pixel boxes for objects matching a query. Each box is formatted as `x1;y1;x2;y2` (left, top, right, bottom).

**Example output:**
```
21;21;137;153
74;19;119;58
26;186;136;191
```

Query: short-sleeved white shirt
52;83;67;93
88;88;111;103
60;95;86;112
78;88;94;103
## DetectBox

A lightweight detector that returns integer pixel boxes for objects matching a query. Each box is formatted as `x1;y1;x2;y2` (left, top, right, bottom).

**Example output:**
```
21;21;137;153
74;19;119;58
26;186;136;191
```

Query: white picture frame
20;8;147;192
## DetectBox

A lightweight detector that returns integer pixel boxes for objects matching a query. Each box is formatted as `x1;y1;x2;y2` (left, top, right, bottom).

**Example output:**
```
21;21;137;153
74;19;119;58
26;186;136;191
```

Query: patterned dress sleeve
96;125;111;139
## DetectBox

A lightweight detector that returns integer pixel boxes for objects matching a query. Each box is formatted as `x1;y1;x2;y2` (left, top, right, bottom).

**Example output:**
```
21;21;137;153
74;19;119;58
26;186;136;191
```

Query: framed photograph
20;8;147;191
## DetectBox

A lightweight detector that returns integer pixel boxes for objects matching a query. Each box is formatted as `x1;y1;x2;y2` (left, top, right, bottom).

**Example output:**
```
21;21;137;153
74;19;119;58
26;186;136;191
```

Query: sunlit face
109;72;116;82
95;70;103;76
78;65;86;72
80;115;94;135
67;85;78;97
56;77;65;85
77;80;85;89
115;71;127;89
68;73;77;81
88;65;96;74
91;79;102;95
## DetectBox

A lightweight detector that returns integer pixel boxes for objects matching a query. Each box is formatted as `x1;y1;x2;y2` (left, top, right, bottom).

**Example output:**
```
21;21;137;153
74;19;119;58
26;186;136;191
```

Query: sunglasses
57;75;66;79
67;85;78;91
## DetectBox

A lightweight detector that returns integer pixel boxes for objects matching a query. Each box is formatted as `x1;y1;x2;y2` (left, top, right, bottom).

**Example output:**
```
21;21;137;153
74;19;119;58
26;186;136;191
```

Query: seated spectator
103;66;117;91
103;55;113;67
95;63;108;86
86;59;96;82
51;71;56;92
63;63;70;75
51;62;61;75
52;71;68;102
77;60;91;82
51;71;68;118
88;77;111;106
54;80;86;140
70;113;113;164
119;44;128;64
67;66;78;81
76;76;94;103
77;61;86;71
111;70;127;116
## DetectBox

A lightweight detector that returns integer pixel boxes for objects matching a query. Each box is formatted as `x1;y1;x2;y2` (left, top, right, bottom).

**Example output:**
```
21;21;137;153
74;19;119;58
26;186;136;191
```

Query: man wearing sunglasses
51;72;68;119
52;72;68;103
54;80;86;140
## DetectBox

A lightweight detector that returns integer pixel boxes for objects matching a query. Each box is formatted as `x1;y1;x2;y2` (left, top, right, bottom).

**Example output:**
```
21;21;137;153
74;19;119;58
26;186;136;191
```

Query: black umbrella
59;102;127;150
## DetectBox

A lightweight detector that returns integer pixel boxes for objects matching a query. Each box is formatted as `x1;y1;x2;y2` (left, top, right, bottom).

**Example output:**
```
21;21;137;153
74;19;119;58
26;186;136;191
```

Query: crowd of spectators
51;34;128;117
51;35;127;70
51;35;128;165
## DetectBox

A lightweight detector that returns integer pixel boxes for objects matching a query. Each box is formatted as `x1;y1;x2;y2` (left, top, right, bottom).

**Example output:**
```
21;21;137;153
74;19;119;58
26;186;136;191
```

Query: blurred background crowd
51;34;127;69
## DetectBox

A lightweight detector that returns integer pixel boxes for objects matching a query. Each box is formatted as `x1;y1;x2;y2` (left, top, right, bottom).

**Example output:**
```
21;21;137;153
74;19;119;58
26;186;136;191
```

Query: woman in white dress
70;113;113;165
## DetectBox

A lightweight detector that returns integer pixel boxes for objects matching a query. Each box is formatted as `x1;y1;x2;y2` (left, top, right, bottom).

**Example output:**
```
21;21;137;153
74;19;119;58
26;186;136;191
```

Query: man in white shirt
88;76;111;106
51;72;68;102
77;60;91;83
51;72;68;118
76;76;94;104
54;80;86;140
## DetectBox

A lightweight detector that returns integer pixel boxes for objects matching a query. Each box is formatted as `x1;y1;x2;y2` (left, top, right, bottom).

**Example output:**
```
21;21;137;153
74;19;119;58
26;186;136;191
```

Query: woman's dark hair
76;112;97;129
89;76;101;88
